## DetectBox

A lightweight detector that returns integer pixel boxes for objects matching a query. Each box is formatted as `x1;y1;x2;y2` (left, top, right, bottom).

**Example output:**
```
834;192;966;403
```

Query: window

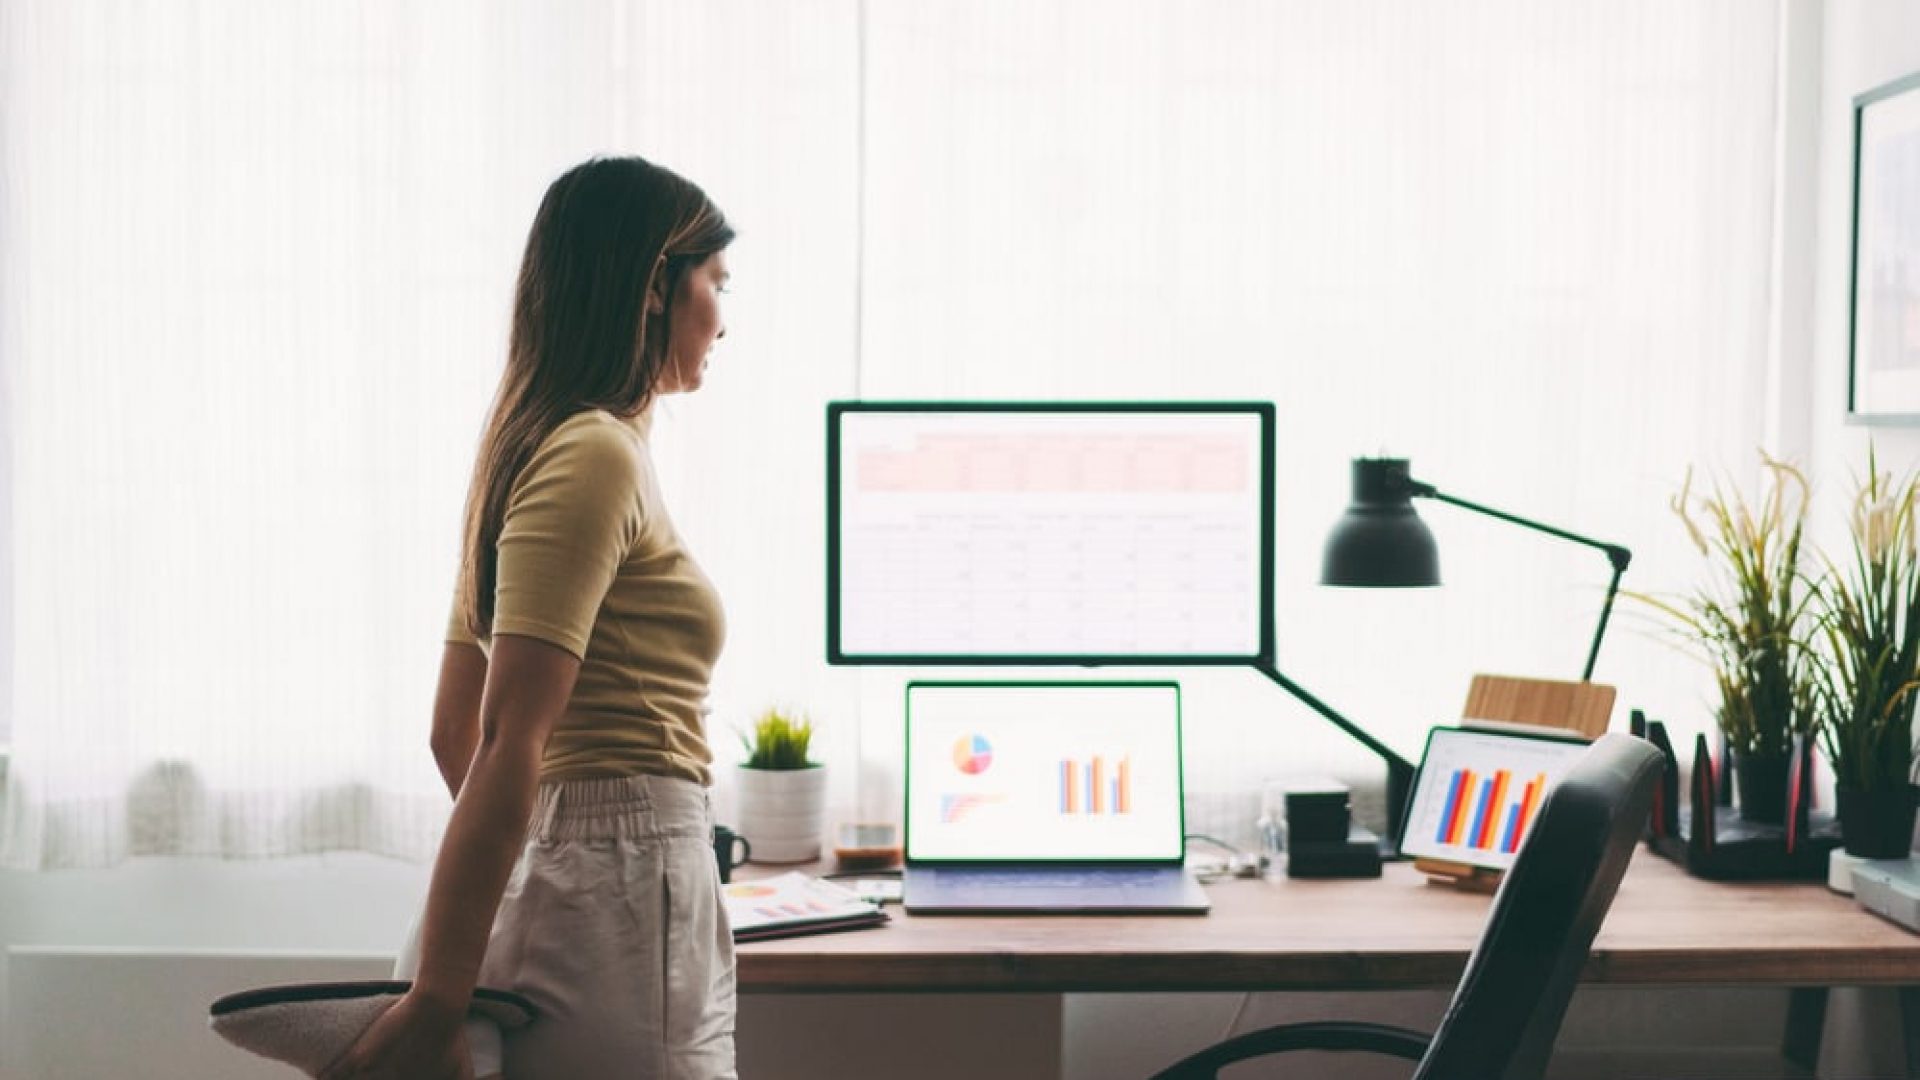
0;0;1782;865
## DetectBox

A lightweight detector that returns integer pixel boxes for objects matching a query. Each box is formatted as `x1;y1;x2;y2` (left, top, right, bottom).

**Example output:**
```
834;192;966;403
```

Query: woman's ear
645;256;668;315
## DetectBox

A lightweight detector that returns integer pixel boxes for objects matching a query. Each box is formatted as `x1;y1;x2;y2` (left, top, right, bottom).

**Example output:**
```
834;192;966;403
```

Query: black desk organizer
1631;710;1839;882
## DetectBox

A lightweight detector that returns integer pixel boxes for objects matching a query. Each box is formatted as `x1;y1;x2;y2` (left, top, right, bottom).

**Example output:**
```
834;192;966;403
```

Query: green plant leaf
1629;452;1821;759
740;706;816;770
1808;447;1920;791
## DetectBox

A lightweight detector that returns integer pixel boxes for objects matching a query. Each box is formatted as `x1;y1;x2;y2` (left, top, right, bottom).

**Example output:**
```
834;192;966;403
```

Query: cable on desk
1184;833;1266;881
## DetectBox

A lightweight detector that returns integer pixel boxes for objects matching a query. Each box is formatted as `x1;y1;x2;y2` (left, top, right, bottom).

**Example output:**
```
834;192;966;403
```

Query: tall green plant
1810;452;1920;792
739;707;816;770
1635;454;1819;759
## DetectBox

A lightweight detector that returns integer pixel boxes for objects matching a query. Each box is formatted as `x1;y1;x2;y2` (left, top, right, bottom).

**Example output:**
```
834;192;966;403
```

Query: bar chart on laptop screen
831;406;1270;661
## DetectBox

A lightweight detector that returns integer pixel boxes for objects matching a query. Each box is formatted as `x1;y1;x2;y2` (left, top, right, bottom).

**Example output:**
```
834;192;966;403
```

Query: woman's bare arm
323;632;579;1078
429;643;490;800
410;632;577;1008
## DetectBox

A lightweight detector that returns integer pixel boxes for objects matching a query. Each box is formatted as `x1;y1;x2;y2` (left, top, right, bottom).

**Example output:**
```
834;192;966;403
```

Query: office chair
1149;732;1662;1080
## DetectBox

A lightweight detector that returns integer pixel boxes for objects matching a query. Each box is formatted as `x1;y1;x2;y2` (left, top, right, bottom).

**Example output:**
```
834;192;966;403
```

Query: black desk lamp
1259;457;1633;852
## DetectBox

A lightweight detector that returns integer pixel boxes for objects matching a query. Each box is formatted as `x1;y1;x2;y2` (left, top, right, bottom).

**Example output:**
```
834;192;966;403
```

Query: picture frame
1848;70;1920;424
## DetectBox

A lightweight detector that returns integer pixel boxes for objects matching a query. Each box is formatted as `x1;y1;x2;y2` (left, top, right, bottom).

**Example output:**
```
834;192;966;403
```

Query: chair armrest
1150;1020;1432;1080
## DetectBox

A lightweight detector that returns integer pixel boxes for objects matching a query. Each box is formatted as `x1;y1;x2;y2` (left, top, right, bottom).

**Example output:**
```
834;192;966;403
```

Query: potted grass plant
734;706;827;863
1809;454;1920;858
1638;454;1820;824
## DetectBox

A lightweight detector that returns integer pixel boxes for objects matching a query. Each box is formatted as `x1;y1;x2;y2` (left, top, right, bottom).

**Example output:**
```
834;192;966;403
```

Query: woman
323;156;737;1080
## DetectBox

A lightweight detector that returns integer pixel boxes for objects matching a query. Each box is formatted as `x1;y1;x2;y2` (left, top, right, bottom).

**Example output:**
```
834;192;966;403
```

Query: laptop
1397;724;1592;871
1851;858;1920;934
901;681;1210;915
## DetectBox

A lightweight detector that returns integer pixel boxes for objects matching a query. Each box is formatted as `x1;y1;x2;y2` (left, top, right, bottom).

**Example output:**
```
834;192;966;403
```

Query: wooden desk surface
736;852;1920;993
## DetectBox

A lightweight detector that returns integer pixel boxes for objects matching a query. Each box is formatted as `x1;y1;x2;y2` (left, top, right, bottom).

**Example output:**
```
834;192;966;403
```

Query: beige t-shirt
448;408;725;785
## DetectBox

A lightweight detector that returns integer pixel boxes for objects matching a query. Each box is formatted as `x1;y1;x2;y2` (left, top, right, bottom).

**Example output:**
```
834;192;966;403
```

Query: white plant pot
735;764;828;863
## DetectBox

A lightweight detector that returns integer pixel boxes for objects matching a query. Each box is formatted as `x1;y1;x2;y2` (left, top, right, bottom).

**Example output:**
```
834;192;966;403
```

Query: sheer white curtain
850;0;1783;834
3;0;1784;865
0;0;858;867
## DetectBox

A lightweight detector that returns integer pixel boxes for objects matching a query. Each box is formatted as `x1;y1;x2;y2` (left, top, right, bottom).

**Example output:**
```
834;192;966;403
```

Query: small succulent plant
739;707;816;770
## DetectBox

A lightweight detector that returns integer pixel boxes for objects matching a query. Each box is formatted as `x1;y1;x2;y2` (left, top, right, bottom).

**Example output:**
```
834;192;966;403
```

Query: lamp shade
1321;458;1441;587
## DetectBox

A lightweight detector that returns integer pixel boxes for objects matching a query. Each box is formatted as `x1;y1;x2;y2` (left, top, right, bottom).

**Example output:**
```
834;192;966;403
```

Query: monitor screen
903;681;1186;863
827;402;1274;663
1398;726;1592;871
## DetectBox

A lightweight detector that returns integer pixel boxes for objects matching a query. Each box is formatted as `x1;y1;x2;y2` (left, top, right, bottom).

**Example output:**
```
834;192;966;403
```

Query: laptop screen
904;681;1185;863
1398;726;1592;870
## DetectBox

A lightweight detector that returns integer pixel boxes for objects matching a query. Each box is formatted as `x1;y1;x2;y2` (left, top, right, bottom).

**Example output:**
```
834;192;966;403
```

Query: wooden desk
738;852;1920;994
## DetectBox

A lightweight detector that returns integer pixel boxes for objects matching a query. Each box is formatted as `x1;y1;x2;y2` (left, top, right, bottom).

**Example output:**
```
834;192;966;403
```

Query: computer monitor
827;401;1274;664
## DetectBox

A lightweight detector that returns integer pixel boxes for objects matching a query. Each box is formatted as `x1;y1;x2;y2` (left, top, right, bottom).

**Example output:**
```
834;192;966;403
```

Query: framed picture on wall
1848;70;1920;423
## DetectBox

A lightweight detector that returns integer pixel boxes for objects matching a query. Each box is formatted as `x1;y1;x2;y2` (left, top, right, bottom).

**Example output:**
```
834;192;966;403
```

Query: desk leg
1783;987;1827;1072
1903;986;1920;1079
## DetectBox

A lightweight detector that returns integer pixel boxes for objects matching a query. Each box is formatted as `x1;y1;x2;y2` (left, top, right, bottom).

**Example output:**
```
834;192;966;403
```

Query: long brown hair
457;157;734;639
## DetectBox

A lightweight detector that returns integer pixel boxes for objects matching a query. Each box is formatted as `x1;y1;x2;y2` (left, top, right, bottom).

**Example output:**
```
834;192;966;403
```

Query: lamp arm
1582;562;1627;683
1408;481;1632;681
1409;485;1631;568
1252;659;1416;852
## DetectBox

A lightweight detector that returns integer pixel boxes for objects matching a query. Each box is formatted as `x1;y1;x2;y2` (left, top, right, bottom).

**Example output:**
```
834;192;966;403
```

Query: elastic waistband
527;773;711;843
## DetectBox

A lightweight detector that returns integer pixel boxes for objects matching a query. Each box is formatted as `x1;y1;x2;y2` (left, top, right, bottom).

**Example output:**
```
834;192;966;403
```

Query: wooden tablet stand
1414;674;1615;892
1459;673;1615;740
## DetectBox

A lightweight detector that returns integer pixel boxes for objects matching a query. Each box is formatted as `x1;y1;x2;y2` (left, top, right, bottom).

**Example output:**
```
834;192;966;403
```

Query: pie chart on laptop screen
952;735;994;775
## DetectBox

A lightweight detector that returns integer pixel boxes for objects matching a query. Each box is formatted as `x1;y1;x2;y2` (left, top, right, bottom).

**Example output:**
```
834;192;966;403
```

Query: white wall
1780;1;1920;1067
0;854;428;1079
0;78;11;749
1807;4;1920;490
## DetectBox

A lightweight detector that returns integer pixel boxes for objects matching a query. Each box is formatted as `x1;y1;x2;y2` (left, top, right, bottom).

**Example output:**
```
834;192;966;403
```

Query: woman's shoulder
527;409;649;482
548;408;646;449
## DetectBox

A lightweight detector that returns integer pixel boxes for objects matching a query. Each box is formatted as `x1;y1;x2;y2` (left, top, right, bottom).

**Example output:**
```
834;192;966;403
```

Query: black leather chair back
1415;732;1661;1080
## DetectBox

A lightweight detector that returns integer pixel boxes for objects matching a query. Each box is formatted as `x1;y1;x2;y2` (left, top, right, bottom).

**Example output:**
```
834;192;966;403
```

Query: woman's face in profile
657;250;730;395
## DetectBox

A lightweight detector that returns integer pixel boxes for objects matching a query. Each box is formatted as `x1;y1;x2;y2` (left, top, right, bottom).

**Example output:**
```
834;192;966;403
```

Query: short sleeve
488;418;646;659
444;594;479;647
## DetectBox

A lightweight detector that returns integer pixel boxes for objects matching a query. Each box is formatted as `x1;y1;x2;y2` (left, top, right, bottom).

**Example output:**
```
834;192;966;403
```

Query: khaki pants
396;774;738;1079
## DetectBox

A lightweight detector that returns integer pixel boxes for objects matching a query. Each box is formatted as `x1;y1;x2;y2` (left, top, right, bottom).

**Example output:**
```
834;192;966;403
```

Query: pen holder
1633;711;1839;882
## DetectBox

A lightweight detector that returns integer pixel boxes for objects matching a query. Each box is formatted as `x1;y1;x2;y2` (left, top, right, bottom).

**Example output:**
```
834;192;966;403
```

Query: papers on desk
724;872;889;942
